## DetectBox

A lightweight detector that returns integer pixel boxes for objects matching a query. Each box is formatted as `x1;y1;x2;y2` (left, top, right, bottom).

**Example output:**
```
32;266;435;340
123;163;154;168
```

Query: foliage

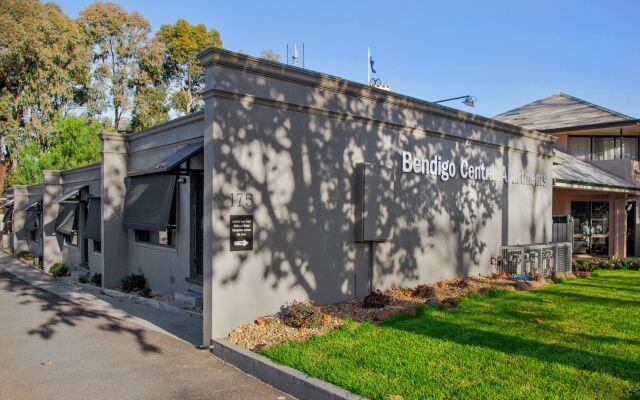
49;262;69;277
0;0;91;188
279;300;323;329
78;2;163;131
12;116;102;184
78;275;89;284
15;250;33;260
90;273;102;286
259;49;282;62
156;18;222;114
572;257;640;272
130;85;170;132
120;273;146;292
263;271;640;400
140;287;152;298
362;290;390;308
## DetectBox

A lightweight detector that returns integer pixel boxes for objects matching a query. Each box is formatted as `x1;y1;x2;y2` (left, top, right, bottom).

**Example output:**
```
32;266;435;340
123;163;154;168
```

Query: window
568;137;591;160
29;214;40;241
568;135;640;161
93;240;101;253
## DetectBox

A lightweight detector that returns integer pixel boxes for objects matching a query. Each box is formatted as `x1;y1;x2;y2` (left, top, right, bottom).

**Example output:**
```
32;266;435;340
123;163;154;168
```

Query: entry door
571;201;609;256
191;174;204;278
627;202;636;257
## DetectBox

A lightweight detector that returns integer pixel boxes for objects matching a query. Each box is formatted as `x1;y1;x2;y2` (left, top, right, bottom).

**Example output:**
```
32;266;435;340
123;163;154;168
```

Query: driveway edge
212;338;365;400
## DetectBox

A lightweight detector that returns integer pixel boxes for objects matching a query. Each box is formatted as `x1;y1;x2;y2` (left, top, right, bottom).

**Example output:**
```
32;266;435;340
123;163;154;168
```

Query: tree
12;116;102;185
157;19;222;115
0;0;90;189
260;50;281;62
78;2;160;132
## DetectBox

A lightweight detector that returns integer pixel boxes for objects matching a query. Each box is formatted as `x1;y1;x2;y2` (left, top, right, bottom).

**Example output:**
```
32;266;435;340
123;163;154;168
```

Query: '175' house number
229;192;254;208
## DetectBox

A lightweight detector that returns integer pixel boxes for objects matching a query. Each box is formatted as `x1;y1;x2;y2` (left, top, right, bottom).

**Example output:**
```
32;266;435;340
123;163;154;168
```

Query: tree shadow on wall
210;57;552;306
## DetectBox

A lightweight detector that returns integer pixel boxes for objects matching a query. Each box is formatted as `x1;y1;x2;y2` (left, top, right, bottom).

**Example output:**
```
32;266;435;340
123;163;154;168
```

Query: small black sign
230;215;253;251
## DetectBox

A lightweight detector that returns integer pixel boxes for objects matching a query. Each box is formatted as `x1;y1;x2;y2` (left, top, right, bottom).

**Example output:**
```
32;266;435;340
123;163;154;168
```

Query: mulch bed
226;273;567;351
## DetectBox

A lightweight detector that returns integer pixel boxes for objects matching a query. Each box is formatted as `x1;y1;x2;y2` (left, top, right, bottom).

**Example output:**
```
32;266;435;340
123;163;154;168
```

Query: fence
498;242;573;276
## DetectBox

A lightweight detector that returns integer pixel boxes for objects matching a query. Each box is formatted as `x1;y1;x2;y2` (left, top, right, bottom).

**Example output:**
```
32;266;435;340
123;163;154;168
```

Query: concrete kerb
212;338;366;400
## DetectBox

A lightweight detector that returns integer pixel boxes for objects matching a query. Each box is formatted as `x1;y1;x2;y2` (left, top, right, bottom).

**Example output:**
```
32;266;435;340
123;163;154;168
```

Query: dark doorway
191;173;204;279
571;201;609;256
626;202;635;257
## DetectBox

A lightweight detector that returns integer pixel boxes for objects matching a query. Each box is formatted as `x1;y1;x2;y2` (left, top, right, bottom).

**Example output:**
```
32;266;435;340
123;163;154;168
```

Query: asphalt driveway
0;268;291;400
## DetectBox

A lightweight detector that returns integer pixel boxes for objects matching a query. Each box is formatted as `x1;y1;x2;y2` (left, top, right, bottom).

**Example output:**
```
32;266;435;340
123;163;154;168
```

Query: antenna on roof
286;43;305;68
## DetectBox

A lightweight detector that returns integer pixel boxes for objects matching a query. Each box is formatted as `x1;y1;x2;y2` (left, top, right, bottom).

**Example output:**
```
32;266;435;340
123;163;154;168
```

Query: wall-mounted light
434;95;477;108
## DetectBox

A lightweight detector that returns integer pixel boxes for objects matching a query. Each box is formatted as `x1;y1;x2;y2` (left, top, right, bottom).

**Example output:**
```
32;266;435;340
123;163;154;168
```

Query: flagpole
367;47;370;86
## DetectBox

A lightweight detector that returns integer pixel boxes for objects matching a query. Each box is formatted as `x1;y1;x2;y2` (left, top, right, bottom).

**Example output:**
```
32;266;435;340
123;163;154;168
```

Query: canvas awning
2;208;13;233
128;141;203;177
123;175;176;230
54;184;89;203
85;197;101;241
55;203;77;235
2;199;14;209
24;209;38;232
22;198;42;211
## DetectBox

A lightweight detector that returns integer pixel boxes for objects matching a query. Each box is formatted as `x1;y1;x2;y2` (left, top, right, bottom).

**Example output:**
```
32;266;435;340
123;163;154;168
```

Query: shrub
363;290;390;308
279;300;323;329
140;287;152;298
573;258;595;272
16;251;33;260
90;273;102;286
120;274;146;292
49;263;69;277
78;275;89;284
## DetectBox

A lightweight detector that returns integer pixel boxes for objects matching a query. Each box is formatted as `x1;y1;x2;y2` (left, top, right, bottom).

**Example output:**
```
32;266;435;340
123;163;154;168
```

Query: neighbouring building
1;49;560;344
495;93;640;258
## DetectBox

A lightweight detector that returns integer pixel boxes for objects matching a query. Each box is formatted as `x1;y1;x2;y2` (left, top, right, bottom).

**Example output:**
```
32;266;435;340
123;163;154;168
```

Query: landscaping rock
503;285;516;291
527;281;546;289
425;299;444;307
255;318;269;326
374;310;396;321
514;281;531;291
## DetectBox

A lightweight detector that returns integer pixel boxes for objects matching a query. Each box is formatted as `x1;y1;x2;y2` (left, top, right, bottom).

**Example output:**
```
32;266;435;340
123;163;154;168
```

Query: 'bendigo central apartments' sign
402;150;548;187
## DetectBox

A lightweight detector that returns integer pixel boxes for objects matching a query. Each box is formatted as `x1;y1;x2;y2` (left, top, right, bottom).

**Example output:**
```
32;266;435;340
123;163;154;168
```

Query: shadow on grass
385;308;640;382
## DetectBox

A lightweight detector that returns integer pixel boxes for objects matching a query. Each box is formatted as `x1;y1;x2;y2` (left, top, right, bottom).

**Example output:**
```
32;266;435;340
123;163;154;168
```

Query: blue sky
56;0;640;118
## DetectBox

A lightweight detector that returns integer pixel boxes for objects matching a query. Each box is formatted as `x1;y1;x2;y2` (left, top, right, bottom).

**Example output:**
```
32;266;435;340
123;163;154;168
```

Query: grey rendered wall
200;49;555;339
125;113;204;297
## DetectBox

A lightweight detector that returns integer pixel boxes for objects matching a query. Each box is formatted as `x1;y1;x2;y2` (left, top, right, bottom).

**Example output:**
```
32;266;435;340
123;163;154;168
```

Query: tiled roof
494;93;635;131
553;149;639;191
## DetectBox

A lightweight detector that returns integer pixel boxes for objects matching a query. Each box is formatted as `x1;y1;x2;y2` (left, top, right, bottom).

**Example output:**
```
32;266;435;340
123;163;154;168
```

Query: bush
140;287;152;298
363;290;390;308
279;300;323;329
16;251;33;260
120;274;146;292
572;258;596;272
49;263;69;277
90;273;102;286
78;275;89;284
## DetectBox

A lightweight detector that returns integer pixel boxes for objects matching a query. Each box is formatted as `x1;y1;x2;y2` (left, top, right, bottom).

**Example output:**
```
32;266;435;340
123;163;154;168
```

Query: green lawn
262;270;640;400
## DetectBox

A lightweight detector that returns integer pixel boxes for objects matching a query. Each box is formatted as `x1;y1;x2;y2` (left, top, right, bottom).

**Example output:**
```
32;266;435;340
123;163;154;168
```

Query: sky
56;0;640;118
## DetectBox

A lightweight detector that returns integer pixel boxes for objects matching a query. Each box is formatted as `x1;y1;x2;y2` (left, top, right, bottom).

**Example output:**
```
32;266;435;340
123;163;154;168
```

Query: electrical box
355;163;394;242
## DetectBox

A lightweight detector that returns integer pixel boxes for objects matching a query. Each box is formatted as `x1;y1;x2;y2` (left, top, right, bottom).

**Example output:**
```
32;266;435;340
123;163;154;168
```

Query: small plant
49;263;69;277
90;273;102;286
279;300;324;329
121;273;146;292
78;275;89;284
6;247;14;255
140;287;152;298
363;290;391;308
16;251;33;260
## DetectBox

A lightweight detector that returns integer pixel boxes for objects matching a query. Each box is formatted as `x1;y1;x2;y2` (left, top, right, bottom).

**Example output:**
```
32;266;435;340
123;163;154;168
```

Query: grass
262;270;640;400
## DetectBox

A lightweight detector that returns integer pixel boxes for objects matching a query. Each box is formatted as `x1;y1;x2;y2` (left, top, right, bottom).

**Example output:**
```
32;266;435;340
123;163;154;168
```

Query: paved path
0;263;291;400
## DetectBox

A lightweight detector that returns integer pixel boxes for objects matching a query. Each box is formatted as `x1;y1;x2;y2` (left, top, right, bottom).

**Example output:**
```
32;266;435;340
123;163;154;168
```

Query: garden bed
226;273;557;351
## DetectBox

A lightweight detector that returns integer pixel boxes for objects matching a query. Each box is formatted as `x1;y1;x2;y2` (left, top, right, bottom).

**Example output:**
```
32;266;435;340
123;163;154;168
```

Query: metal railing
498;242;572;276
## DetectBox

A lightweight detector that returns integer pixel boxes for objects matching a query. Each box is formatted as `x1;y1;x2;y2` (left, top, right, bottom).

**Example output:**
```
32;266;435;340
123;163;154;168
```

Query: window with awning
54;184;89;203
123;175;176;231
85;197;101;241
55;203;77;235
2;207;13;233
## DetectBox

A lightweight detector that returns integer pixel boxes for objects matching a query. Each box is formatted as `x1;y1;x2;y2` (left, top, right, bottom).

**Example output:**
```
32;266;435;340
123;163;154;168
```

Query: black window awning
22;198;42;211
123;175;176;231
24;209;39;232
54;184;89;203
128;141;203;177
55;203;77;235
2;208;13;233
85;197;101;241
2;199;14;208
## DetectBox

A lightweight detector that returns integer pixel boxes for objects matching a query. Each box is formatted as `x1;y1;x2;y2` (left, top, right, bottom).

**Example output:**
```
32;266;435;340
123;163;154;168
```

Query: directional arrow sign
230;215;254;252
